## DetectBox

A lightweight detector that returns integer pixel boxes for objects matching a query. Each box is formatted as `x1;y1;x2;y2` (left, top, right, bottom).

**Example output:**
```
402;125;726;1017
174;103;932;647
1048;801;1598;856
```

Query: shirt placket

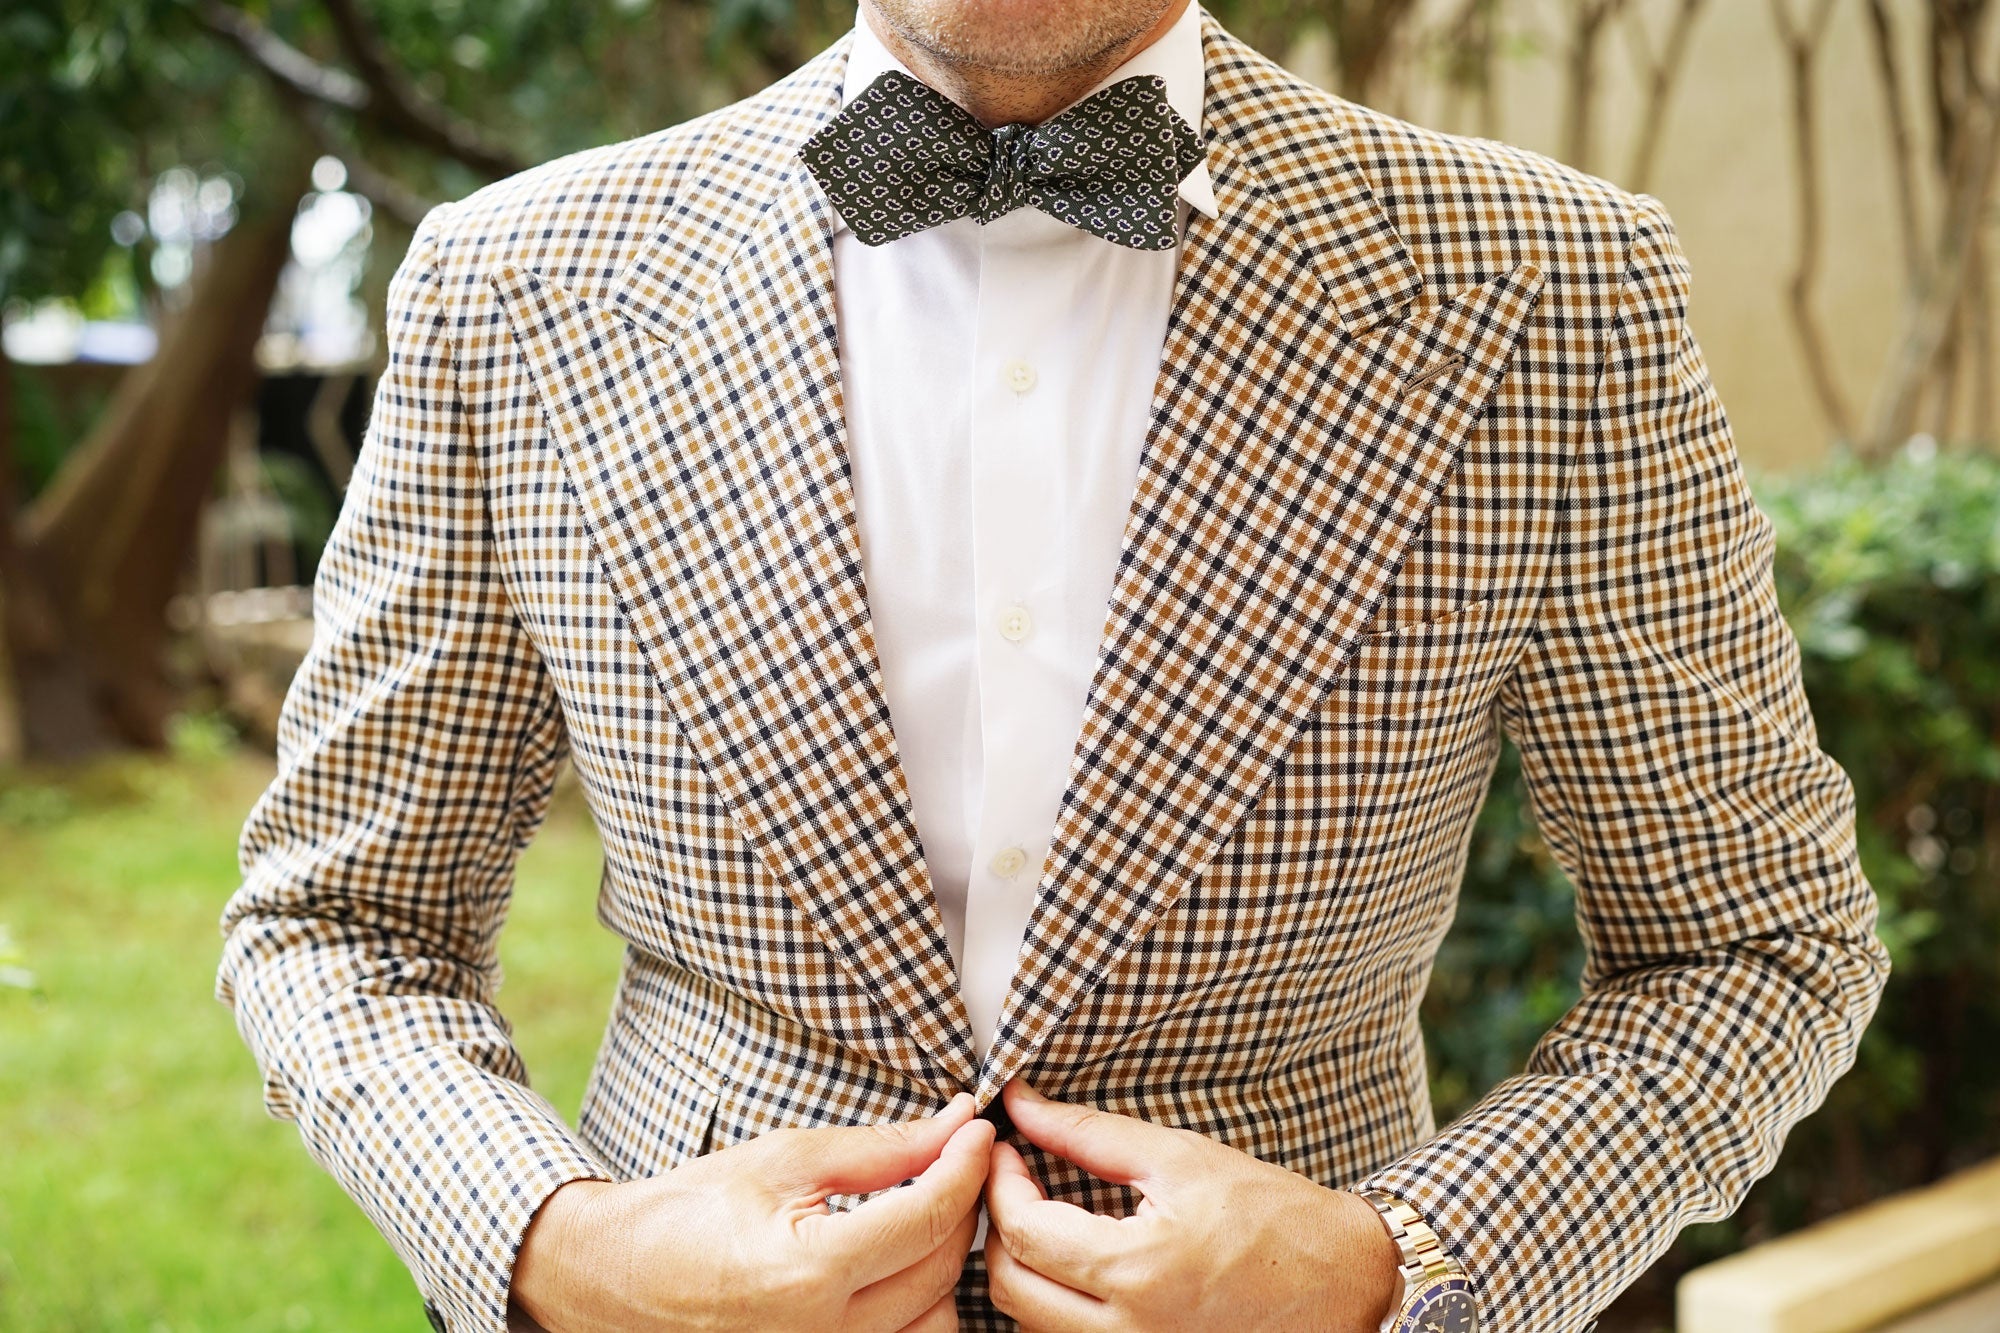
962;216;1075;1060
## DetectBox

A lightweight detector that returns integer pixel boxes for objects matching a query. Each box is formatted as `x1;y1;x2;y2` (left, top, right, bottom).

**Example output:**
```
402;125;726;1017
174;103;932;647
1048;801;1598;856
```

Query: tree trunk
1773;0;1856;442
1564;0;1626;174
1863;96;2000;456
1625;0;1709;195
1328;0;1421;107
6;143;314;758
0;348;25;766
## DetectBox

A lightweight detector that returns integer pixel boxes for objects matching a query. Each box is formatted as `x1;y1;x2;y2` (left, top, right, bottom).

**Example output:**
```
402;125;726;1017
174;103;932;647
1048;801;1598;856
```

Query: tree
2;0;193;759
1860;0;2000;454
1771;0;1855;442
1;0;843;760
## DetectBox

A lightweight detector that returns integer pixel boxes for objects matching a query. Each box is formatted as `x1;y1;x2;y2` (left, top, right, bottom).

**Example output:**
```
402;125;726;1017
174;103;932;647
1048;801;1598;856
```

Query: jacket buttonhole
1399;352;1467;396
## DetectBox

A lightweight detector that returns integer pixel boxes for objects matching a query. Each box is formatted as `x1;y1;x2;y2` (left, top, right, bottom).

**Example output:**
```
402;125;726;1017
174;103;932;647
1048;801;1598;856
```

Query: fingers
771;1092;980;1198
985;1208;1116;1333
844;1196;978;1331
984;1140;1133;1300
822;1115;996;1287
1000;1079;1187;1189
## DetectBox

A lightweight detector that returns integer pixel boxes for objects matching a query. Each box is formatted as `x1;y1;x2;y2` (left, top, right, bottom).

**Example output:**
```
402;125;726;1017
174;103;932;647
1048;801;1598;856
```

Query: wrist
509;1177;615;1329
1354;1190;1407;1331
1325;1187;1406;1330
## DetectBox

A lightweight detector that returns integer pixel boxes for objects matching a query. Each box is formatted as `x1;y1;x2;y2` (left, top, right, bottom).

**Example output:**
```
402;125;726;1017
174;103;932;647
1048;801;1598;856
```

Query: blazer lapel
489;46;981;1087
976;21;1547;1100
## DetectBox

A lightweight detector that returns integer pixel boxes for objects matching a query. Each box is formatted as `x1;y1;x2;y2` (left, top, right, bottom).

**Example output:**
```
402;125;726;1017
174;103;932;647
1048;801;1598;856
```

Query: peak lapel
489;46;980;1086
975;20;1546;1101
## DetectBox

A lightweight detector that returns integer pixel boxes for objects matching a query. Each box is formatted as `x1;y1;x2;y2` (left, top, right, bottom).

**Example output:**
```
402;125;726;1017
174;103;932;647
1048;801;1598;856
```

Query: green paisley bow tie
799;69;1205;251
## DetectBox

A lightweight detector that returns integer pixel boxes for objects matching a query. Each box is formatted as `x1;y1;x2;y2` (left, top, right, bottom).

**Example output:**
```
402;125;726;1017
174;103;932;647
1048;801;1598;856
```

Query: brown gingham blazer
217;10;1891;1331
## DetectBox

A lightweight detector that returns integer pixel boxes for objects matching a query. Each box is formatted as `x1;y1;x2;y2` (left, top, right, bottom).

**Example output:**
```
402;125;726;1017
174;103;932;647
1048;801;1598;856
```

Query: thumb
766;1092;979;1197
818;1115;996;1288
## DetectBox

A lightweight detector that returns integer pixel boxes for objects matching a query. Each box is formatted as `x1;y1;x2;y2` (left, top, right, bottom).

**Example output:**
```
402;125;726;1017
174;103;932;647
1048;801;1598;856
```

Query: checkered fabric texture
216;8;1891;1331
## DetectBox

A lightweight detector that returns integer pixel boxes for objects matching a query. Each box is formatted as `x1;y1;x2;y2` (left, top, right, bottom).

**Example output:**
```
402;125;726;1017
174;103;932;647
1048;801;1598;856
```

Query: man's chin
865;0;1169;80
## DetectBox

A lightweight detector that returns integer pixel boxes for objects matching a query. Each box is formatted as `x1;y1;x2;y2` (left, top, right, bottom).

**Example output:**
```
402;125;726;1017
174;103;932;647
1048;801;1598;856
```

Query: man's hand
983;1081;1402;1332
509;1092;995;1332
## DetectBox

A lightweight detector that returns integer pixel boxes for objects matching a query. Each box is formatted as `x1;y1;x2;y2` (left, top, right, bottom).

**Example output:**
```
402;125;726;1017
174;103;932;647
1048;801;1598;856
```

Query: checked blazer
216;9;1891;1332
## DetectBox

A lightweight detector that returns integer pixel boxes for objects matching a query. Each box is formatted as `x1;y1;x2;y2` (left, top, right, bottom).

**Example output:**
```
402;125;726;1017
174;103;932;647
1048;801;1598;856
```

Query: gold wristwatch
1360;1190;1477;1333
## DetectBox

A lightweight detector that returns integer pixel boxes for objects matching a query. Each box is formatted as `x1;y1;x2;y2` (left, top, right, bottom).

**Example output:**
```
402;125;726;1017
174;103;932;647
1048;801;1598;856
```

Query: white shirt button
989;846;1029;879
1003;360;1037;394
997;603;1033;642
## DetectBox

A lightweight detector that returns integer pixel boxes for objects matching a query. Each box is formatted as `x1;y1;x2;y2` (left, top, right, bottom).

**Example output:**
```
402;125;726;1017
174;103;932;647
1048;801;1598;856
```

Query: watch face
1402;1275;1477;1333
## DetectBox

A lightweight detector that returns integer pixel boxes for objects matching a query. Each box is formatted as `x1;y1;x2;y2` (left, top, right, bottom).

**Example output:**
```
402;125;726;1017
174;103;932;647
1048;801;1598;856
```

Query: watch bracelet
1360;1189;1458;1285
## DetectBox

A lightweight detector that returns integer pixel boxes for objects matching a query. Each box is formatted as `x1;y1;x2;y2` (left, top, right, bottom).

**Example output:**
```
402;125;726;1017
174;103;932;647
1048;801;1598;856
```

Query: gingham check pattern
217;9;1891;1331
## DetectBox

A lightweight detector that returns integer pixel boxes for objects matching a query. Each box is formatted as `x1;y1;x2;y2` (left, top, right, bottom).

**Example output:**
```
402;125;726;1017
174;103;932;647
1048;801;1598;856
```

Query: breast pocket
1343;596;1498;718
1249;594;1514;970
1325;594;1511;833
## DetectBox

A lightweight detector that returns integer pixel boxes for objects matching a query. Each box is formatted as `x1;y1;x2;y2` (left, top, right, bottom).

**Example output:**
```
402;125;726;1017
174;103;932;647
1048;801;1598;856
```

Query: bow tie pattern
799;69;1205;250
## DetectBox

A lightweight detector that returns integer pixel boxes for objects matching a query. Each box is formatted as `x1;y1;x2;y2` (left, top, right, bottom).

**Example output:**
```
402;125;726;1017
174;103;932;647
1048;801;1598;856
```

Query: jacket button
978;1098;1015;1141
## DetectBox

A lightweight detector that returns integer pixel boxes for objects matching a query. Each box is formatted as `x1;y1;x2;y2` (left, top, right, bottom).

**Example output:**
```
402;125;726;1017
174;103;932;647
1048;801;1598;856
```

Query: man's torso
427;10;1638;1322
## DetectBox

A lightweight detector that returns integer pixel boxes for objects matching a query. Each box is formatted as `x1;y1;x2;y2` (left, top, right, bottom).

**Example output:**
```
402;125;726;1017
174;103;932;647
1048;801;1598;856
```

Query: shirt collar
839;1;1217;222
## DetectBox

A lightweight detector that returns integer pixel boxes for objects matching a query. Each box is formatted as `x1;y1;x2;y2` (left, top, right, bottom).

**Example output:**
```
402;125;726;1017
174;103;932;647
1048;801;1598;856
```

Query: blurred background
2;1;1997;1330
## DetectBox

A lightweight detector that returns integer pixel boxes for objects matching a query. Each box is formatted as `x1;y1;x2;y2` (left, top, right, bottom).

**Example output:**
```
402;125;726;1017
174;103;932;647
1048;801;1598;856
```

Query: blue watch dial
1401;1275;1476;1333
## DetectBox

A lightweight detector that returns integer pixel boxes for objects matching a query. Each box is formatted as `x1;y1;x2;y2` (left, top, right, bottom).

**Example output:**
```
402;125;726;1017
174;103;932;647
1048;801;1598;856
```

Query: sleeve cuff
289;1048;616;1333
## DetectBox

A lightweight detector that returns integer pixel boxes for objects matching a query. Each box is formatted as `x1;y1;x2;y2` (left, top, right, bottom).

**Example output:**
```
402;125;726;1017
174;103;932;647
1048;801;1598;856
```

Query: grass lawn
0;740;625;1331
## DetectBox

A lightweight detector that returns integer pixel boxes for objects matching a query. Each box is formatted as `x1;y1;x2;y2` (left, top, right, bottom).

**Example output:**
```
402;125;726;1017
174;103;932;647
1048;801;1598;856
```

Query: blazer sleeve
214;202;614;1333
1347;194;1892;1332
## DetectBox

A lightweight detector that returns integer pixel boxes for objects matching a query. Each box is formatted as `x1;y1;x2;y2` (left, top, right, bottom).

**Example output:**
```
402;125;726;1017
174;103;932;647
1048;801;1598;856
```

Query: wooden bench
1676;1157;2000;1332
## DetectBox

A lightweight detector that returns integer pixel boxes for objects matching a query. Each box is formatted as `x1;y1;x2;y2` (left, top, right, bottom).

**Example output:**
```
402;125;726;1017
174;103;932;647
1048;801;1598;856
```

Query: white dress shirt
831;3;1216;1067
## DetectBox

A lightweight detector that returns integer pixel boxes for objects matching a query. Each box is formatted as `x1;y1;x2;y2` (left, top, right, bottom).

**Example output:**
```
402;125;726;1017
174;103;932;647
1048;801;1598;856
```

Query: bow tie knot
801;69;1206;250
978;123;1036;223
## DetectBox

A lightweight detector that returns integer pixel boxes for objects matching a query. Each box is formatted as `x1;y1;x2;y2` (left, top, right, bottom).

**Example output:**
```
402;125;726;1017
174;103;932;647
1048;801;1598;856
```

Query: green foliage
258;451;339;561
1756;443;2000;1188
0;0;168;304
8;368;113;499
3;0;859;326
0;0;264;308
165;709;240;763
0;781;77;831
710;0;801;51
1438;442;2000;1282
